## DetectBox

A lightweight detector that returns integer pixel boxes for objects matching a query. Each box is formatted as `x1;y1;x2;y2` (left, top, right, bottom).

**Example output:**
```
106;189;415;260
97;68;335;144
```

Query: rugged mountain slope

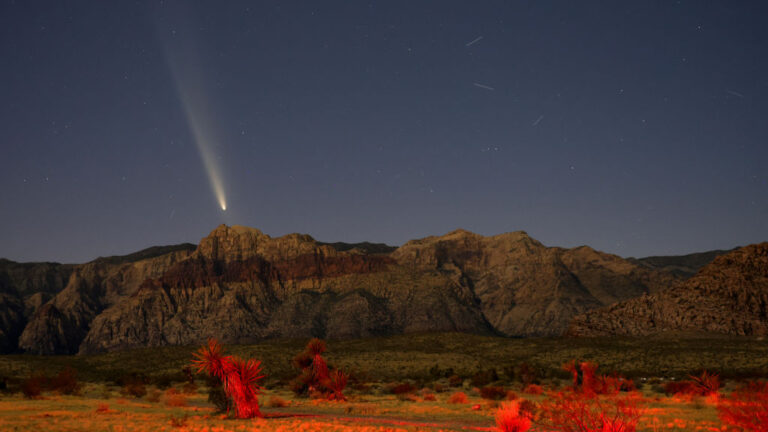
391;230;678;337
8;225;690;354
0;259;74;351
629;249;733;278
80;226;490;353
567;243;768;336
16;245;195;354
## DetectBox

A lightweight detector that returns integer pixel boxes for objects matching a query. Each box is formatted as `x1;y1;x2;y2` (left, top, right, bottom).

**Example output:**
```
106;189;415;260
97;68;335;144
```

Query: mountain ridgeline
0;225;754;355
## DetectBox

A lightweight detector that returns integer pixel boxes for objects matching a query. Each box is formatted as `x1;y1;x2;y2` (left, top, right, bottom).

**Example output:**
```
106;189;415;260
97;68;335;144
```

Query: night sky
2;1;767;263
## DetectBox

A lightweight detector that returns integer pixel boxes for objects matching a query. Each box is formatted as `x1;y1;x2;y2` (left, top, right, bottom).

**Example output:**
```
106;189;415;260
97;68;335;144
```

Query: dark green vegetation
1;333;766;388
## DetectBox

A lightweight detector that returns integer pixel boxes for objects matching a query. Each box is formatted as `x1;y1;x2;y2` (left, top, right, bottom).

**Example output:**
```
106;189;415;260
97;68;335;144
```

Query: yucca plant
192;338;265;418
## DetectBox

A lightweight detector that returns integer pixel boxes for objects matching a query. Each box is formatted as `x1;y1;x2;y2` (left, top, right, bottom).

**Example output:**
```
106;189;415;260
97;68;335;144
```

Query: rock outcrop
0;259;74;351
567;243;768;336
17;245;195;354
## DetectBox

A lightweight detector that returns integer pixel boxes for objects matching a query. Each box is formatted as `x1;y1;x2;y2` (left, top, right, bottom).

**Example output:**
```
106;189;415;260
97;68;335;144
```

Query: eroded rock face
0;260;74;352
392;229;677;337
567;243;768;336
18;248;193;354
79;226;491;353
9;225;695;354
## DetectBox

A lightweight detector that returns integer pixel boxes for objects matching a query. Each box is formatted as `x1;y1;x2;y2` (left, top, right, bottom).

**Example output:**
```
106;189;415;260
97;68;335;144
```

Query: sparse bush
689;371;721;396
717;381;768;432
519;363;539;387
95;403;110;413
448;374;463;387
121;377;147;398
448;391;469;404
495;400;532;432
389;382;416;395
50;367;80;395
21;374;45;399
472;369;499;387
506;391;518;400
423;392;436;401
523;384;543;395
481;386;508;400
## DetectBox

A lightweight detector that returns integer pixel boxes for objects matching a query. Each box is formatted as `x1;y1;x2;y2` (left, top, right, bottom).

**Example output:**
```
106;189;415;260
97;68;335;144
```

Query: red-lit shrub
495;400;532;432
95;403;110;413
717;381;768;432
21;374;45;399
192;338;265;418
523;384;543;395
563;361;634;396
689;371;720;396
390;382;416;395
423;392;437;401
448;391;469;404
664;371;720;397
291;338;342;398
51;367;80;395
538;390;643;432
481;386;508;400
326;369;348;401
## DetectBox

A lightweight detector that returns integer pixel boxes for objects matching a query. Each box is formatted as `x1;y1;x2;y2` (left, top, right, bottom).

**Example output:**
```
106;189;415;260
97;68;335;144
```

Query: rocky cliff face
567;243;768;336
5;225;695;354
17;246;194;354
79;225;491;353
0;260;74;351
391;230;677;337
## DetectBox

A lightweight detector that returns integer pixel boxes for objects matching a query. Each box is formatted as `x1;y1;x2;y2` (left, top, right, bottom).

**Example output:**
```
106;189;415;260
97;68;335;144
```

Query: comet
160;10;228;212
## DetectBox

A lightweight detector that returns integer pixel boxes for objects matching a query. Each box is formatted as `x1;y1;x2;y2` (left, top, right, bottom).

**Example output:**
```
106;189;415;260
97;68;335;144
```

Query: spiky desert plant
223;356;264;418
326;369;348;401
495;400;532;432
192;338;230;381
191;338;265;418
292;338;332;396
689;370;720;396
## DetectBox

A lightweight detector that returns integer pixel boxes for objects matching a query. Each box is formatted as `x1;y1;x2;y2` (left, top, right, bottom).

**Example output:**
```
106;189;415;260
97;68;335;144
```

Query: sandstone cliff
17;245;195;354
567;243;768;336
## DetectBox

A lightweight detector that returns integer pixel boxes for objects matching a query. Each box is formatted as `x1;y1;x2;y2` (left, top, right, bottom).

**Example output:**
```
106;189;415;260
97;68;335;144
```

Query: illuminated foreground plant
192;338;265;418
495;400;532;432
291;338;348;400
538;390;643;432
717;382;768;432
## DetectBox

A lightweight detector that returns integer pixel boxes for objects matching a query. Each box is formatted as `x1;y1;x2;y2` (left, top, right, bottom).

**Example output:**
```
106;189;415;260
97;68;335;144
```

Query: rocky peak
195;225;337;262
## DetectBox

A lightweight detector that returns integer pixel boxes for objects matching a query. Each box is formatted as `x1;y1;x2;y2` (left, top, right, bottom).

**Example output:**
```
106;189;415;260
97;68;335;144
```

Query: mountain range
0;224;759;355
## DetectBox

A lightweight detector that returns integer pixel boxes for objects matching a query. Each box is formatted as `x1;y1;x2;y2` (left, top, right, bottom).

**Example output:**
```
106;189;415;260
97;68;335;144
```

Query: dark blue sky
2;1;767;263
